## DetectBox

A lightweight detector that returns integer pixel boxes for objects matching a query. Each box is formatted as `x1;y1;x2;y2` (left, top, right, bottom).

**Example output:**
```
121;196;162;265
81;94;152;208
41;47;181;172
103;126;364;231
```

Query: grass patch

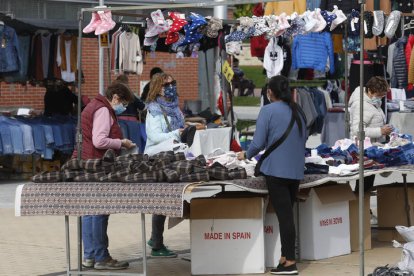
240;66;266;88
233;96;260;106
236;119;256;132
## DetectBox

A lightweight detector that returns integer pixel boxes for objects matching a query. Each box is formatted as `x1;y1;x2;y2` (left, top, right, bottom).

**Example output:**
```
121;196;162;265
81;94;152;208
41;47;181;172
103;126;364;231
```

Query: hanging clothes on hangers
118;29;143;74
57;34;77;83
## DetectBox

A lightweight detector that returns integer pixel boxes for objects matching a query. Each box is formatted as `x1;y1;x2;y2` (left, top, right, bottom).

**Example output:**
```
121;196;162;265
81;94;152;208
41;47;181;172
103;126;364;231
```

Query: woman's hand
121;139;135;149
381;125;393;136
237;151;246;160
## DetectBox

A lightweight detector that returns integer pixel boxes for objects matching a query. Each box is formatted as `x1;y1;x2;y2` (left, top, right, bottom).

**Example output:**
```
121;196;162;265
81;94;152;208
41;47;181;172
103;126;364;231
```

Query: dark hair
365;76;388;95
115;74;129;84
105;82;134;103
150;67;163;79
268;75;304;136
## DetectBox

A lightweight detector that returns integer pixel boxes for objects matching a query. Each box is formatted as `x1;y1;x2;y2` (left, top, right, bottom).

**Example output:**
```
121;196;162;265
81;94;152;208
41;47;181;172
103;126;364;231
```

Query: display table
14;165;414;276
189;127;231;156
388;112;414;137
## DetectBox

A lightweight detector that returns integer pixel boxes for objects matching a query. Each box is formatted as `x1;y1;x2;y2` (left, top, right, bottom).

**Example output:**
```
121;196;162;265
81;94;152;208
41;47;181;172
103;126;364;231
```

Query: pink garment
405;35;414;70
92;107;122;150
351;60;373;65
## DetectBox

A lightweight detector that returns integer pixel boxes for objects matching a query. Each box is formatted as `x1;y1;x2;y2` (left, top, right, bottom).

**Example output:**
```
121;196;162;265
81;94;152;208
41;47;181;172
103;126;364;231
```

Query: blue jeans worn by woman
82;215;110;261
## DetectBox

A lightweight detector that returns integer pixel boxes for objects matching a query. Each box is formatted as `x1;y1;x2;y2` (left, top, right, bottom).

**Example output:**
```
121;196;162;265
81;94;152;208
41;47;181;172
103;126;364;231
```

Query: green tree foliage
234;4;254;18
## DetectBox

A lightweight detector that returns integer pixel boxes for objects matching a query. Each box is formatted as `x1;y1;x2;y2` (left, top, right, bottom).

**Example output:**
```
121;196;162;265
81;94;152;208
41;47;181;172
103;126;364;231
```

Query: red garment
405;35;414;70
250;35;268;58
217;90;225;116
250;3;268;58
73;94;122;159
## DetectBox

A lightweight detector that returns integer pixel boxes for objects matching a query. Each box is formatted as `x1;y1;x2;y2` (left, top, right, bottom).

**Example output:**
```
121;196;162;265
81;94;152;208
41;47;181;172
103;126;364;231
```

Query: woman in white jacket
349;76;393;193
349;76;393;143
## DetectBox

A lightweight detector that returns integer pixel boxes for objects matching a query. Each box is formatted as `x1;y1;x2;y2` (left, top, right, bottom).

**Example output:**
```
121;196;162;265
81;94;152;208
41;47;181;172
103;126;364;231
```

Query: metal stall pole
215;2;228;121
358;1;366;276
344;22;350;138
98;0;105;96
76;10;84;274
141;214;147;276
65;216;71;275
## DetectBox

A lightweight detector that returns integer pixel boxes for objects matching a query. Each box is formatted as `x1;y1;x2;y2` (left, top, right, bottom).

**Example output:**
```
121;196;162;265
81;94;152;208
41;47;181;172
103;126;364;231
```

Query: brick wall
0;37;199;111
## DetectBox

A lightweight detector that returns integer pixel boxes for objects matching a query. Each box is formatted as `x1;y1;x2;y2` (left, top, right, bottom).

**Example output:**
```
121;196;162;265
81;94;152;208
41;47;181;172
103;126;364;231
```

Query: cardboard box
190;197;265;275
264;203;282;268
349;194;371;251
299;184;355;260
377;186;414;242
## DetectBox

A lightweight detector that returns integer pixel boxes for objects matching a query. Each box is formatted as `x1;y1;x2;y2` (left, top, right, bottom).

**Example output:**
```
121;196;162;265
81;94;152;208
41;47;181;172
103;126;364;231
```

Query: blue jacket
246;102;307;180
0;25;21;73
292;32;335;74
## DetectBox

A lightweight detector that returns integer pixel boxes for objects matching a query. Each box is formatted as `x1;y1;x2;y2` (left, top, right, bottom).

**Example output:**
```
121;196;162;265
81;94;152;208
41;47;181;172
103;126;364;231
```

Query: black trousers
151;214;166;250
266;176;299;261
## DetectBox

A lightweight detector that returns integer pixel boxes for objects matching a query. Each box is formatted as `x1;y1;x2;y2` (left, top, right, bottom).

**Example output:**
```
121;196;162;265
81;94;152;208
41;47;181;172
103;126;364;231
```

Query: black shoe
270;263;298;275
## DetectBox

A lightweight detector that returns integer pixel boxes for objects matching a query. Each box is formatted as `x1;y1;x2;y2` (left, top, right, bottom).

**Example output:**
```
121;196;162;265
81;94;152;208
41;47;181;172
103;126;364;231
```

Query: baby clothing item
145;9;170;38
311;8;327;32
321;10;337;32
179;13;207;46
263;37;284;78
94;11;116;35
348;9;360;36
372;10;385;36
330;5;347;31
364;11;374;39
165;12;187;45
199;16;223;38
284;15;306;37
384;10;401;38
303;11;317;32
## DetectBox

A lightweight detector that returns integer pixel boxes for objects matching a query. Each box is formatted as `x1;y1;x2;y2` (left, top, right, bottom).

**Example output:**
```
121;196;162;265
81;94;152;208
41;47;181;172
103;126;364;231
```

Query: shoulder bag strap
259;111;295;162
159;105;173;132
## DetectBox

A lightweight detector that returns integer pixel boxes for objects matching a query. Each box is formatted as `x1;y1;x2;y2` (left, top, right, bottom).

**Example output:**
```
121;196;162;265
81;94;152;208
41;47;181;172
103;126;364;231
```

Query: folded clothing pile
32;149;247;183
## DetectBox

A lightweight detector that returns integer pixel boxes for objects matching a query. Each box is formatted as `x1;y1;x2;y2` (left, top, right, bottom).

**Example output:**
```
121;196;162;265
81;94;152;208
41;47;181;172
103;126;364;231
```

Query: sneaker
147;239;154;248
94;257;129;270
270;263;298;275
82;258;95;268
151;246;177;258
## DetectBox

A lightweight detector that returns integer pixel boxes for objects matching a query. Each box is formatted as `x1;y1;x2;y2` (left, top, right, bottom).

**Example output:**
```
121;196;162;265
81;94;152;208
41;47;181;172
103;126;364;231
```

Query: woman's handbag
254;113;295;177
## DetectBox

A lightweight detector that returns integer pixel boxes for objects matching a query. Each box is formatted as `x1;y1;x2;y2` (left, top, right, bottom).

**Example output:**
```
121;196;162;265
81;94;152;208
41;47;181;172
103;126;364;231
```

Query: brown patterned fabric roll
170;160;194;174
74;172;107;182
228;168;248;180
123;172;158;183
63;170;85;181
179;171;209;182
61;159;82;171
163;168;179;183
32;171;62;183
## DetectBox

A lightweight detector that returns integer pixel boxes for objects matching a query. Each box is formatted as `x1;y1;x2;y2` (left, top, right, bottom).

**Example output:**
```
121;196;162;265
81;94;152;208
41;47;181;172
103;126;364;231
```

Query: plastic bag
397;226;414;243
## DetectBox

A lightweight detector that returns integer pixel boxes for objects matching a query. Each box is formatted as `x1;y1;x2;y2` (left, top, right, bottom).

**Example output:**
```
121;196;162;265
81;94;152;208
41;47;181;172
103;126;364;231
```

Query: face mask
371;97;382;106
113;104;126;115
164;85;178;100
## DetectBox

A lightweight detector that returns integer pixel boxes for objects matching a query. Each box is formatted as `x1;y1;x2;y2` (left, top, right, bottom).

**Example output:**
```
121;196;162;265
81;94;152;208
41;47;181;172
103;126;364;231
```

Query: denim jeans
0;122;13;154
82;215;110;262
8;124;23;154
151;214;166;250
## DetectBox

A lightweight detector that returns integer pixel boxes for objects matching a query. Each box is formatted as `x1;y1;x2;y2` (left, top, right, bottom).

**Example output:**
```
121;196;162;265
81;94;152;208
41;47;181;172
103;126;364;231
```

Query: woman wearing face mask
144;73;196;156
349;76;393;143
73;82;136;270
144;73;197;258
349;76;392;193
